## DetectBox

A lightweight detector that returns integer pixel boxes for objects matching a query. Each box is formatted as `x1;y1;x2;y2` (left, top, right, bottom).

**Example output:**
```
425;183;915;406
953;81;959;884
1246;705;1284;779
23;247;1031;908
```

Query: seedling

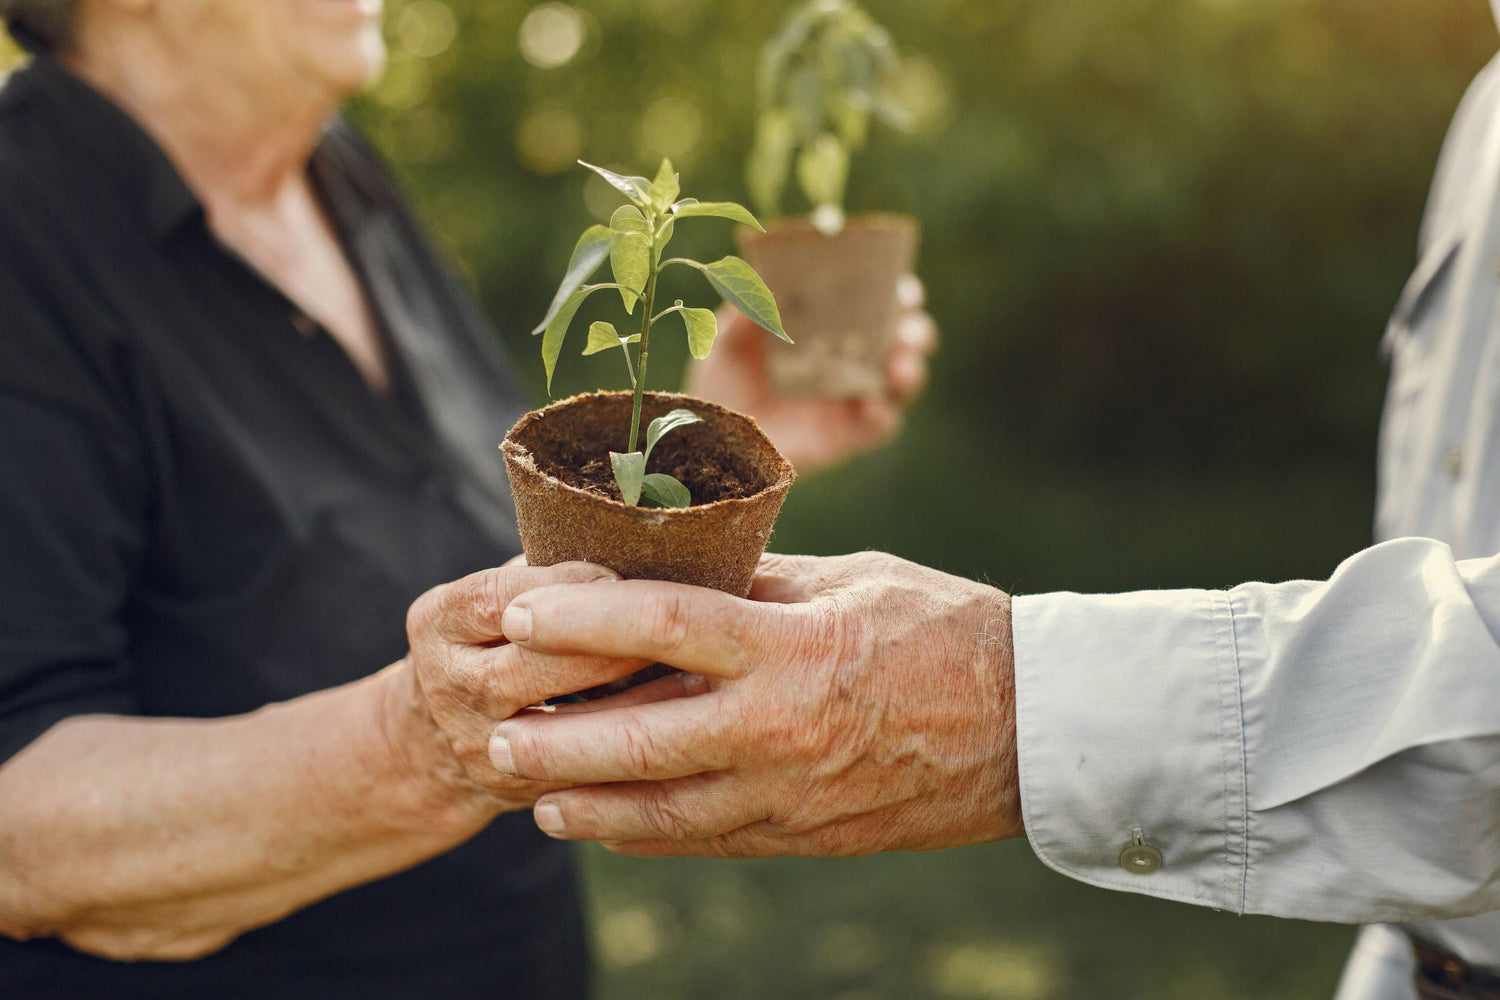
746;0;909;236
531;159;791;508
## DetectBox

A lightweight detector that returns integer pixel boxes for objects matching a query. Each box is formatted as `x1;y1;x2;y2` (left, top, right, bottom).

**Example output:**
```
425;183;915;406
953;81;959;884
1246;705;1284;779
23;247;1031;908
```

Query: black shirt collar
8;56;200;243
5;56;384;245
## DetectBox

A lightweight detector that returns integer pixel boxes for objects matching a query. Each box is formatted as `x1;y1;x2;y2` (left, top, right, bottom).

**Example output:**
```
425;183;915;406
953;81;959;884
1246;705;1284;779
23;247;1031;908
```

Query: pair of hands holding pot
406;551;1022;857
404;280;1025;856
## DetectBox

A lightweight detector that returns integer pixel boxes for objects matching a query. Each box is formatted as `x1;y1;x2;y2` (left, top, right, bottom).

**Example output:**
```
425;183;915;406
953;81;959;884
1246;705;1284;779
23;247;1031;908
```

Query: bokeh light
583;173;631;221
398;106;455;163
0;26;21;77
926;941;1060;1000
638;94;705;160
396;0;458;59
515;104;587;174
889;55;952;133
370;52;432;109
518;3;588;70
594;901;678;969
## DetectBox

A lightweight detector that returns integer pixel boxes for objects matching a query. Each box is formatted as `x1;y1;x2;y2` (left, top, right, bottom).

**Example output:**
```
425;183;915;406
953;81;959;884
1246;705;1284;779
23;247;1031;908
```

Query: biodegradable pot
502;391;794;592
502;392;795;698
738;212;919;398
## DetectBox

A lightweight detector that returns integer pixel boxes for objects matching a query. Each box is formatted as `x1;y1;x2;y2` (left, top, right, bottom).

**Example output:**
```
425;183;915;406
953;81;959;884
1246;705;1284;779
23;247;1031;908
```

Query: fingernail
502;605;532;642
897;315;926;345
534;801;566;837
489;733;515;774
896;273;923;308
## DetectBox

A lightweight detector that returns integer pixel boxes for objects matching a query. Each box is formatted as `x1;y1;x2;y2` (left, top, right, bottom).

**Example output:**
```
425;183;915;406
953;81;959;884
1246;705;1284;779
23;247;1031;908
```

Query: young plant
532;158;791;508
746;0;909;236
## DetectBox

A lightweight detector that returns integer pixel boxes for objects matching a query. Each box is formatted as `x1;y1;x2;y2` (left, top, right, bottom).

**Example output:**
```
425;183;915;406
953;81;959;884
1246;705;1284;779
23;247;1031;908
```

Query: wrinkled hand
686;275;937;475
400;561;693;813
486;552;1021;857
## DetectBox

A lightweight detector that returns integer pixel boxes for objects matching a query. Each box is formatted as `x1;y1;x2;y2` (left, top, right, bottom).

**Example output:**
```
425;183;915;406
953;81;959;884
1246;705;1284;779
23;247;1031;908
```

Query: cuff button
1119;829;1163;875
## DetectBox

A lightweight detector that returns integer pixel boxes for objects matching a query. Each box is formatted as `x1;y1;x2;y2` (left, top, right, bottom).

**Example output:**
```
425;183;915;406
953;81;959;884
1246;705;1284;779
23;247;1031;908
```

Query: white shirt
1012;9;1500;997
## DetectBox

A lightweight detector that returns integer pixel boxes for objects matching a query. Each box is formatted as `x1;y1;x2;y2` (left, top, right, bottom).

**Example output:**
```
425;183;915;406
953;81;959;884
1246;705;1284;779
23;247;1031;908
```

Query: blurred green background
4;1;1494;996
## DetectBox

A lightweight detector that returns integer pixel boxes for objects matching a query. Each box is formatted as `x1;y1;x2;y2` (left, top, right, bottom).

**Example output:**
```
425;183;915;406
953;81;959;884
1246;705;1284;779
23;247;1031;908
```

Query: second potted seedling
501;159;796;620
740;0;919;397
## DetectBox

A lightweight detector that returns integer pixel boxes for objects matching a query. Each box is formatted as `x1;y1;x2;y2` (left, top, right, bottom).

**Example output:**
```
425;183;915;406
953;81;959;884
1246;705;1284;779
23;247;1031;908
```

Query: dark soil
529;404;769;506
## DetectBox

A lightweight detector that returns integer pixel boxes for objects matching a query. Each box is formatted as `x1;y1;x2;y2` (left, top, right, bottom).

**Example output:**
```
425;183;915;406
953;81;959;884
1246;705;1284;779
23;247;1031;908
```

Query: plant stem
627;267;659;454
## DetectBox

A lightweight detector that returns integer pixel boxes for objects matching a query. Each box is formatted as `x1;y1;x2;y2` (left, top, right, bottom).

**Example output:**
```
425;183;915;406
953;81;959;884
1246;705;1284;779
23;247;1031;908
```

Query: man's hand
486;552;1022;857
686;276;937;475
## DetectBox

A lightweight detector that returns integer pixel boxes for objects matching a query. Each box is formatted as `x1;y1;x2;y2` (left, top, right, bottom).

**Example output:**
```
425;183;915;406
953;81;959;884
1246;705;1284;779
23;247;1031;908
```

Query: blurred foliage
6;1;1498;995
351;0;1489;481
745;0;905;231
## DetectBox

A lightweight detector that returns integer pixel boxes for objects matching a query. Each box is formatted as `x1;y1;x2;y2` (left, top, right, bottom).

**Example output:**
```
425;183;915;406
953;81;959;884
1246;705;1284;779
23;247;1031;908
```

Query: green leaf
611;240;650;312
795;133;850;213
640;473;692;509
610;451;646;507
700;256;791;343
609;205;652;312
611;204;651;234
644;408;703;464
582;320;620;356
679;307;719;360
758;13;814;109
788;64;825;141
835;99;872;150
533;225;618;335
582;320;639;356
746;110;795;219
655;216;675;268
871;92;913;132
578;160;651;204
670;200;766;233
648;158;680;214
541;286;592;392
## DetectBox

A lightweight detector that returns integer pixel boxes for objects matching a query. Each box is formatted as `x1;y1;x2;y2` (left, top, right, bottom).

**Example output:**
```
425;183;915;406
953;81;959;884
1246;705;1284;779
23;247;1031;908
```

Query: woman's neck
61;36;337;211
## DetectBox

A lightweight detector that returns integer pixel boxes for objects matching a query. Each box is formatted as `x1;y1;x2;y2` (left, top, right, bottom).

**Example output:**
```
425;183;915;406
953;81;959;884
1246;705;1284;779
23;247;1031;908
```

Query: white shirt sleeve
1012;536;1500;924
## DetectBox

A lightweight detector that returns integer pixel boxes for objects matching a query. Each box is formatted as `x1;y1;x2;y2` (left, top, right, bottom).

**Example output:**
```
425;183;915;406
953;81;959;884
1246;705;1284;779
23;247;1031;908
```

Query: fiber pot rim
500;390;796;521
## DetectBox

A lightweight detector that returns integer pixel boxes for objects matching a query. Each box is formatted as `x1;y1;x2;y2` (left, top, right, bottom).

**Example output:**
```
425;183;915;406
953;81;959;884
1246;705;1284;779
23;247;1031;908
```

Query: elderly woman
0;0;935;996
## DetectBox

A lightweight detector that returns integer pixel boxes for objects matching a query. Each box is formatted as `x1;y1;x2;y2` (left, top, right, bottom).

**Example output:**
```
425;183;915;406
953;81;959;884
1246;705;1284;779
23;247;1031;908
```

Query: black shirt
0;58;586;999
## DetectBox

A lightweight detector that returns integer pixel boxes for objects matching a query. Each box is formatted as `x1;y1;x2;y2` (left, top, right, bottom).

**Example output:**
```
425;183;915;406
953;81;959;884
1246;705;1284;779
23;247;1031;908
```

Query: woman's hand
0;560;655;961
686;275;938;475
399;561;658;812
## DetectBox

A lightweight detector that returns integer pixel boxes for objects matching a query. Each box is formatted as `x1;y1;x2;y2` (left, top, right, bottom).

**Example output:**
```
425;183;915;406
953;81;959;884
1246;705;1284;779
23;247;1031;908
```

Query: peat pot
738;212;919;398
502;392;794;697
503;389;794;588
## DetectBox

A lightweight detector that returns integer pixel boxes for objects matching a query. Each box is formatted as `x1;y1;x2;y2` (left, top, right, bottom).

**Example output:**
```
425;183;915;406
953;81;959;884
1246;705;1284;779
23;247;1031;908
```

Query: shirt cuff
1011;589;1249;912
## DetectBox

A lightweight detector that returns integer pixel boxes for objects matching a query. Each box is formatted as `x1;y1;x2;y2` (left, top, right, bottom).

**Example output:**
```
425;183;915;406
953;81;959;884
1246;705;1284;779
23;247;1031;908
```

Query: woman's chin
352;36;389;93
316;36;388;99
